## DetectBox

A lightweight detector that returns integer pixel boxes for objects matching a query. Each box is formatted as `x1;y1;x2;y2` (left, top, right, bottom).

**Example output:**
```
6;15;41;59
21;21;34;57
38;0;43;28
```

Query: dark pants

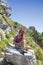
15;46;27;55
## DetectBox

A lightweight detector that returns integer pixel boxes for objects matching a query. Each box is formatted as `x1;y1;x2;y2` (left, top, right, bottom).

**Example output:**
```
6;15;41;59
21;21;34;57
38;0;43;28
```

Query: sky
7;0;43;33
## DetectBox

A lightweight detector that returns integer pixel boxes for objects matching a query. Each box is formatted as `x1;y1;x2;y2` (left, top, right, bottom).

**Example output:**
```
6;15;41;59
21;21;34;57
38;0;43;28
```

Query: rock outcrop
0;0;11;16
0;0;12;32
5;45;36;65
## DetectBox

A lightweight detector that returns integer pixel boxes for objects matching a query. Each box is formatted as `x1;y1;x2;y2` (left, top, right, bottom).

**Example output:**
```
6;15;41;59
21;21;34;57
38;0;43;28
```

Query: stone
0;0;11;17
5;45;36;65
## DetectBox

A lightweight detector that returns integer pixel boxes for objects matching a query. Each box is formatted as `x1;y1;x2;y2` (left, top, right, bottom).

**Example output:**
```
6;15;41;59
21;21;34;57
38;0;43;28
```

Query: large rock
0;0;11;17
5;45;36;65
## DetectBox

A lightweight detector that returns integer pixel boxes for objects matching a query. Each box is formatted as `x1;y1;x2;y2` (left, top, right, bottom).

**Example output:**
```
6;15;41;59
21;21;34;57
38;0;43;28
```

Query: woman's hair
19;28;25;34
19;28;26;37
15;28;26;37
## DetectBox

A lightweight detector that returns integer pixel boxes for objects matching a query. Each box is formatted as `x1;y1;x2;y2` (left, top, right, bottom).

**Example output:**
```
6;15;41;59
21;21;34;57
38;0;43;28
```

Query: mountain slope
0;5;43;65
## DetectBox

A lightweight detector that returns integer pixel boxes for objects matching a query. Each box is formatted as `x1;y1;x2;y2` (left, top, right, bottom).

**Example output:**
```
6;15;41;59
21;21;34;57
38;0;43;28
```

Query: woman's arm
13;36;21;46
19;40;24;48
23;39;31;50
13;36;17;45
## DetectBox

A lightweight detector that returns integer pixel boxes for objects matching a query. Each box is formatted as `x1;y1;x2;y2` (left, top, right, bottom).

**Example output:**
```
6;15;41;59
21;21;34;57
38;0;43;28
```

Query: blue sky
7;0;43;33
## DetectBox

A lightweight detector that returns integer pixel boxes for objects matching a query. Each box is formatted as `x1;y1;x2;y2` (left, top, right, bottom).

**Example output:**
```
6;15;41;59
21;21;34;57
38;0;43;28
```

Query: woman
13;28;31;54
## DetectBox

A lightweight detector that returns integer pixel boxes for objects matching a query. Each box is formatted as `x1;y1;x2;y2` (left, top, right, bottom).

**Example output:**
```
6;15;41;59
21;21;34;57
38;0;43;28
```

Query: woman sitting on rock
13;28;31;54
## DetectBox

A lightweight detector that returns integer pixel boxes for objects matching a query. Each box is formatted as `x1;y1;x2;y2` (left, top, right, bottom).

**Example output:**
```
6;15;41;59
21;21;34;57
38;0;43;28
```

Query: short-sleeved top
14;35;25;48
15;35;23;43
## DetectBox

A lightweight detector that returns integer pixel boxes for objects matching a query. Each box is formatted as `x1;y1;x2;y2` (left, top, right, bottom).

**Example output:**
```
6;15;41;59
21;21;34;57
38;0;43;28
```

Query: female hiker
13;28;31;54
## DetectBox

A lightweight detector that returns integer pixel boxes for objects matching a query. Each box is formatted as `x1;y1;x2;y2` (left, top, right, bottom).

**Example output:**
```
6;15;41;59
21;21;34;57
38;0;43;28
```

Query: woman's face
19;31;24;37
18;29;26;37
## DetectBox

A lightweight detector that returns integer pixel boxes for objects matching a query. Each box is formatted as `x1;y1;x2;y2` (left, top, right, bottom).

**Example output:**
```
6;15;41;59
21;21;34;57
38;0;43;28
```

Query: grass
0;52;4;58
2;14;14;27
25;36;43;65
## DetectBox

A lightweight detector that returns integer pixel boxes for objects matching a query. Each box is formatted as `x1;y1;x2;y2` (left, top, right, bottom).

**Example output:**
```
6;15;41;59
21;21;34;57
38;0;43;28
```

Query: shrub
36;49;43;61
0;41;7;51
2;38;12;44
5;32;12;39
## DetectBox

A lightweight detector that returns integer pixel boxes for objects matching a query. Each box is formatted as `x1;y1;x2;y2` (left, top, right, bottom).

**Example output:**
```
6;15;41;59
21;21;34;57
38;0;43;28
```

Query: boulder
5;45;36;65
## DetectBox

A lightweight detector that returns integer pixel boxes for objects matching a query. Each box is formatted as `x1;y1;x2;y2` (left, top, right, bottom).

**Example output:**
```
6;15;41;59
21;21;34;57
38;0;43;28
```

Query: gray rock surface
5;45;36;65
0;0;11;16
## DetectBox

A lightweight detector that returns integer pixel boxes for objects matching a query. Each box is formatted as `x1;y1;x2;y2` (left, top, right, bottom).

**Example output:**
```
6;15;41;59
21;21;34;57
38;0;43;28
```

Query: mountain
0;0;43;65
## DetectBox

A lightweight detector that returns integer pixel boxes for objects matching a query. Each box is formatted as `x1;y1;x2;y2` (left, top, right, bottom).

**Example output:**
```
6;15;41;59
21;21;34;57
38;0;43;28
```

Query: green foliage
0;41;7;51
14;22;18;25
36;49;43;61
40;33;43;47
2;38;12;44
5;32;12;39
0;6;4;14
25;36;43;64
35;60;43;65
10;30;16;36
0;38;12;51
5;30;16;38
2;14;14;27
26;36;35;47
0;52;4;58
29;28;43;48
0;32;2;36
0;17;3;22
